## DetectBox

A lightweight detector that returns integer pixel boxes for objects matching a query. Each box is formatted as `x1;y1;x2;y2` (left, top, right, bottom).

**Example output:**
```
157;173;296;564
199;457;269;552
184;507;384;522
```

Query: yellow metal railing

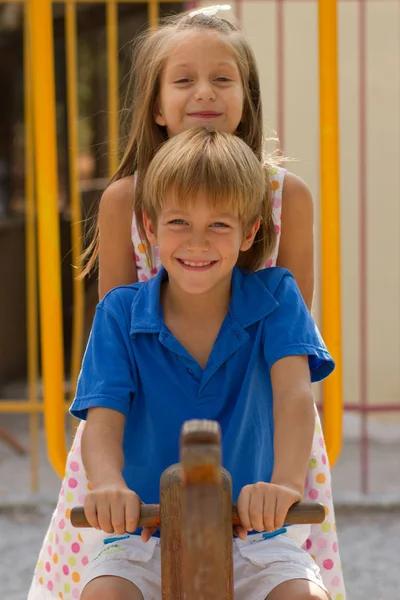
0;0;342;484
107;0;119;177
65;0;85;404
30;0;67;477
318;0;343;466
24;0;40;491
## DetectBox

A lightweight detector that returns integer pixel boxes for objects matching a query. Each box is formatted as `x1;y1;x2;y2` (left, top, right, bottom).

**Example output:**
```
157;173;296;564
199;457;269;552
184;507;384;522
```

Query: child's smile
155;30;244;137
144;191;257;299
176;258;218;271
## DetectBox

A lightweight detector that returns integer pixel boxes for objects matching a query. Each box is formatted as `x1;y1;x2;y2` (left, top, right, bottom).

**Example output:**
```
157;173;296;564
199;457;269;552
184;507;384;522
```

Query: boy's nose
186;230;210;251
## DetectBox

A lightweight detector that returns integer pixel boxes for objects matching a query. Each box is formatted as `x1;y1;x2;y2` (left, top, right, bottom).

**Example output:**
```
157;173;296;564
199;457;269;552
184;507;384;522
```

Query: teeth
181;260;212;267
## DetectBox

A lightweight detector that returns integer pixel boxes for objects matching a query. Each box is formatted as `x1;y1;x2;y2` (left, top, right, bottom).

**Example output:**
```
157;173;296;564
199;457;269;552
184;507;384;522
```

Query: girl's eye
215;76;232;83
174;78;191;84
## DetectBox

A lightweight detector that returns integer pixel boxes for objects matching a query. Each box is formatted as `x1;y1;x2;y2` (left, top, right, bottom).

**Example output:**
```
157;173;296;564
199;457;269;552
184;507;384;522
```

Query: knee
266;580;330;600
81;576;144;600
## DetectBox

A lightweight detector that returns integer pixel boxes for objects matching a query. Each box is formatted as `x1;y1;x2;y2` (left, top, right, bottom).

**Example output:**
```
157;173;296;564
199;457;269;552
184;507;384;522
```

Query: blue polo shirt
71;267;334;509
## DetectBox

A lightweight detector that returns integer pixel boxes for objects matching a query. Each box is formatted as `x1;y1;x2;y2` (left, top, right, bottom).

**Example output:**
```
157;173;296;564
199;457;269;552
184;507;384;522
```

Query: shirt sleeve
70;304;136;421
263;272;335;382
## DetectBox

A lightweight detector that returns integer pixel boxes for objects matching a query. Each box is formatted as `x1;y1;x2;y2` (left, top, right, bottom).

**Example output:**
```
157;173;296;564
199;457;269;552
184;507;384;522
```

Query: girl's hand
234;482;302;540
84;485;157;541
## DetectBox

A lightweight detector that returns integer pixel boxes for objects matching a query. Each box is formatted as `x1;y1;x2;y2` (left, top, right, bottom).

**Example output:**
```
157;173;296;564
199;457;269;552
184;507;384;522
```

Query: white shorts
82;532;330;600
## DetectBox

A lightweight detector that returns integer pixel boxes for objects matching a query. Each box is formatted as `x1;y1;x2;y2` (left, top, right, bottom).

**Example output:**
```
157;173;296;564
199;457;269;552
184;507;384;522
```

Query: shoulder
97;282;142;323
98;176;135;223
254;266;295;297
253;267;301;304
281;171;313;216
254;267;307;312
265;164;286;181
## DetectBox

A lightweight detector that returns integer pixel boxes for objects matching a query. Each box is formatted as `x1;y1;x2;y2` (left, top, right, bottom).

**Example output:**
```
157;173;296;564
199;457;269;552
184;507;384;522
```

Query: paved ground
1;414;399;599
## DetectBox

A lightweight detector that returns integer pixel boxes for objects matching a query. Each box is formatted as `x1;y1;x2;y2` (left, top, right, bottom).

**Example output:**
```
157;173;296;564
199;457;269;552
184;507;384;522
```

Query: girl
75;127;333;600
28;10;345;600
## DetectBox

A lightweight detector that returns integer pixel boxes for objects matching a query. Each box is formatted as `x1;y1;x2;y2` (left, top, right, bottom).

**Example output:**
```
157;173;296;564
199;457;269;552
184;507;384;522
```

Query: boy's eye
168;219;187;225
211;222;230;229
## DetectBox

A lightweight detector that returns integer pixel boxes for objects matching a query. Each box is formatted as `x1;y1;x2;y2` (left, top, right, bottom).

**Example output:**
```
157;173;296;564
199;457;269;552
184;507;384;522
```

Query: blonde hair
143;127;276;272
81;10;265;276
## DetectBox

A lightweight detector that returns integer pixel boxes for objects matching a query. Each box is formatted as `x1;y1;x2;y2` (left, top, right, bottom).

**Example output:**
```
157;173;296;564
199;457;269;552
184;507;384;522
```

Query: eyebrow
163;208;237;219
169;61;237;69
212;212;238;219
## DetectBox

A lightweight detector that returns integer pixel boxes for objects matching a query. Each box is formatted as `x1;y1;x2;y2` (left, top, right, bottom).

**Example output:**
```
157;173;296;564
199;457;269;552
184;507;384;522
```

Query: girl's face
144;192;259;298
155;30;244;137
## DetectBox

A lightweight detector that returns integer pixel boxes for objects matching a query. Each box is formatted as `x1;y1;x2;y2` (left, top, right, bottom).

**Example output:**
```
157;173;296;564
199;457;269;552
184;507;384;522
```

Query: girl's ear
143;212;158;246
240;217;261;252
154;100;166;127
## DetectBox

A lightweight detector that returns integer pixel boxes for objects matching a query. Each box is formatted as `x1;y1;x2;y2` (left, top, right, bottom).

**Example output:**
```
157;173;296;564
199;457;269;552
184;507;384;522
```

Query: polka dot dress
28;166;346;600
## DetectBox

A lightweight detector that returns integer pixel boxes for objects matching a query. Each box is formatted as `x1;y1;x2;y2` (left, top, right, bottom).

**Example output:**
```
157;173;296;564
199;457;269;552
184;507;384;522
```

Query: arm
81;407;126;489
98;176;138;299
235;355;315;538
235;273;334;538
277;172;314;310
270;355;315;496
81;407;143;535
71;300;145;535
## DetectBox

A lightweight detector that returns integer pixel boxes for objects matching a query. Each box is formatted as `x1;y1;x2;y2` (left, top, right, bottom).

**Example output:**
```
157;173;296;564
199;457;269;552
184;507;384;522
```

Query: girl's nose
194;80;216;102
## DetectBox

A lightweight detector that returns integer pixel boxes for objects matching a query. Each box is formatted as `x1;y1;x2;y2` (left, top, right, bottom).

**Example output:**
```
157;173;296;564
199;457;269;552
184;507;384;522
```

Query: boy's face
144;192;259;297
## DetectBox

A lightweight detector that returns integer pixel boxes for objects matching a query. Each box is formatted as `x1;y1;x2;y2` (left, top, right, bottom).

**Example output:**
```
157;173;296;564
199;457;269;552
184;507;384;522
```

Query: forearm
271;390;315;496
81;413;126;489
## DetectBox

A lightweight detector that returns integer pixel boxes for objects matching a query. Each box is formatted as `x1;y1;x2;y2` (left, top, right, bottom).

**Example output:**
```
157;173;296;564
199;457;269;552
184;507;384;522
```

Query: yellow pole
148;0;159;30
318;0;342;466
0;401;71;414
29;0;67;477
24;0;40;493
107;0;119;177
65;0;85;398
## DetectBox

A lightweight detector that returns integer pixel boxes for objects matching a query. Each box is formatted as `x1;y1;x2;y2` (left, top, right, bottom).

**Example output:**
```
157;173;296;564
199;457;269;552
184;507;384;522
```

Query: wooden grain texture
70;503;160;529
160;463;183;600
180;420;228;600
221;466;234;600
70;500;326;529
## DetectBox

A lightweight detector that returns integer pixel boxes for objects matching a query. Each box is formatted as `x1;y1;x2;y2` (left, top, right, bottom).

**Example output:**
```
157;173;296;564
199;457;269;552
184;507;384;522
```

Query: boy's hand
234;482;302;540
84;484;157;541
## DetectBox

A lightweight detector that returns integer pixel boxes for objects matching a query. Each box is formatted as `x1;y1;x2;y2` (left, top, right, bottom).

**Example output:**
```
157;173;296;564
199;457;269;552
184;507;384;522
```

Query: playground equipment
71;419;326;599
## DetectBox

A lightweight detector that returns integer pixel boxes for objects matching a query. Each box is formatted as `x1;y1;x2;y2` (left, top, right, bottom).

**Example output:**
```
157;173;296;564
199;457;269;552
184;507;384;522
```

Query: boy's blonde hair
143;127;276;272
81;10;268;276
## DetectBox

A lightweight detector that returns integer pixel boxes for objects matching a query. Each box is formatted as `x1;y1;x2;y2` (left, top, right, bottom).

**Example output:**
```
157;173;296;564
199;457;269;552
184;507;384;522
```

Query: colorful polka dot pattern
27;166;345;600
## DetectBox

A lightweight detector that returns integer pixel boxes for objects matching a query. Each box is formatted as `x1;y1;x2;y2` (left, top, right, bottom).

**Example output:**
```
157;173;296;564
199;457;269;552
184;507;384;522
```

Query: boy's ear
154;100;166;127
240;217;261;252
143;212;158;246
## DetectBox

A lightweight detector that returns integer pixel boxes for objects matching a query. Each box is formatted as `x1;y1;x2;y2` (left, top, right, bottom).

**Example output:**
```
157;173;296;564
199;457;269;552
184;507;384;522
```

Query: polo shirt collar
130;266;278;336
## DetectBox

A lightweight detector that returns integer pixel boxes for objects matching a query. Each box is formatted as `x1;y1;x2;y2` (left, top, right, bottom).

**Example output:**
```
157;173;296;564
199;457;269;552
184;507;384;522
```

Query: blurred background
0;1;399;598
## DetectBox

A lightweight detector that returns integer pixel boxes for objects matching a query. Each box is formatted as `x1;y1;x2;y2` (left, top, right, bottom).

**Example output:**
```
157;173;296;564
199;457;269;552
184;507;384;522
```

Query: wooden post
160;463;183;600
159;462;234;600
221;466;234;599
180;420;232;600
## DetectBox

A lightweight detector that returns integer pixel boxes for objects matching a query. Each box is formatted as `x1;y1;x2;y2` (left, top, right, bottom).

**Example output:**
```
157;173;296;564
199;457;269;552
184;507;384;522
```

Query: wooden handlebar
70;501;325;529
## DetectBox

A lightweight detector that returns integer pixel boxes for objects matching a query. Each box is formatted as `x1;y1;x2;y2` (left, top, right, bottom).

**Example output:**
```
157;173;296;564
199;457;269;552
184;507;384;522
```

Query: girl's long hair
81;11;268;276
